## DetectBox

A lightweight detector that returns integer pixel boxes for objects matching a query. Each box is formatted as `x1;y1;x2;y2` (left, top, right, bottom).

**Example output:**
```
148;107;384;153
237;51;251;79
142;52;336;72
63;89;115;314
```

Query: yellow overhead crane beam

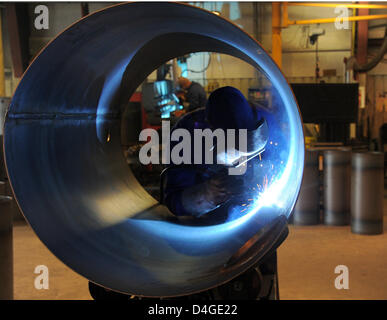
286;14;387;26
271;2;387;68
272;2;282;68
288;3;387;10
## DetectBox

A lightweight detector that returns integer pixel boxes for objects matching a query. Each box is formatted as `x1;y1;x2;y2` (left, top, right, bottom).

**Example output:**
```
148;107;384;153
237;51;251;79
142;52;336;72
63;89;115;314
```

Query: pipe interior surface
4;3;304;297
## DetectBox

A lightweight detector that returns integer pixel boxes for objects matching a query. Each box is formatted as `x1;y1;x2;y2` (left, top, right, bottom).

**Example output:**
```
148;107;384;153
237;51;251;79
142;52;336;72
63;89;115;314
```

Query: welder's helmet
205;86;268;166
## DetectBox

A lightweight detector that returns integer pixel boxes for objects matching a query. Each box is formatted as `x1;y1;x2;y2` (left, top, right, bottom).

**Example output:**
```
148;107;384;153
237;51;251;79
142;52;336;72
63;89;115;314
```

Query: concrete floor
12;221;91;300
278;224;387;299
11;195;387;300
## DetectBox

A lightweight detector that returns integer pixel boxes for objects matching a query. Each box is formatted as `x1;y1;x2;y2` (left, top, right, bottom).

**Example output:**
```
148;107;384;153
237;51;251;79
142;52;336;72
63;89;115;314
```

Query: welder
177;77;207;112
160;87;286;300
162;86;269;222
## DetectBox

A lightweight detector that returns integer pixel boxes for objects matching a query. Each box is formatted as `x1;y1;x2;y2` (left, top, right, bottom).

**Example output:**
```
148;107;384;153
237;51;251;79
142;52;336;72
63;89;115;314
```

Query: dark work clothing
163;108;259;223
185;82;207;112
163;108;210;217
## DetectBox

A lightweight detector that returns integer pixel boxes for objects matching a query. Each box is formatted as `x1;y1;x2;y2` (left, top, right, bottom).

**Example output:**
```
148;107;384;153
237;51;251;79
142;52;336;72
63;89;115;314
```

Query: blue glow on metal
96;58;132;142
4;2;305;297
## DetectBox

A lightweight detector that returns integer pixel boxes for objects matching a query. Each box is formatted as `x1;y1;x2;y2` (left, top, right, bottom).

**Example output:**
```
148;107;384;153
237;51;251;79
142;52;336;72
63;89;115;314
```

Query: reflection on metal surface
223;215;287;270
4;3;304;297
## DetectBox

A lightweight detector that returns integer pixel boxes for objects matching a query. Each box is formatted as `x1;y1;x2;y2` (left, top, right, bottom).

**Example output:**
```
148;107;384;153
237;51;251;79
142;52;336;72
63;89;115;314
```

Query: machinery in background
302;124;319;147
248;87;272;110
308;27;325;81
176;54;191;78
291;83;359;144
141;62;185;127
142;80;183;123
122;75;185;201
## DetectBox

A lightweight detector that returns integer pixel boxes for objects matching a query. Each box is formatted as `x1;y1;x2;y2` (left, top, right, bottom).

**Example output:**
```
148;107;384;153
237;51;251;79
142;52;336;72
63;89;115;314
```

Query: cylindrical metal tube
293;149;320;225
323;150;351;225
2;3;305;297
0;195;13;299
351;152;384;235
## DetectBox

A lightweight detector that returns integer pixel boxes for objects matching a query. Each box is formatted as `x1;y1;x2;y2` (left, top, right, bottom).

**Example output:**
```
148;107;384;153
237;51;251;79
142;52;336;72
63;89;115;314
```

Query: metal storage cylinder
351;152;384;235
0;195;13;299
293;149;320;225
323;150;351;225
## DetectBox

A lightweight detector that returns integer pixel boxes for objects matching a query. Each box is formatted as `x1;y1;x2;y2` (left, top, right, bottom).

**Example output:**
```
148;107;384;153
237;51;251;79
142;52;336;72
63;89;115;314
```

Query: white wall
186;2;257;83
6;2;387;98
264;4;353;79
184;3;354;84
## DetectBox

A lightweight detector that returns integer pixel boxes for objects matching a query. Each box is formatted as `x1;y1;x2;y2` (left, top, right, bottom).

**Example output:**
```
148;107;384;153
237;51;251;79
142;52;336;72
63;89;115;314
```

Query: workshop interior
0;1;386;301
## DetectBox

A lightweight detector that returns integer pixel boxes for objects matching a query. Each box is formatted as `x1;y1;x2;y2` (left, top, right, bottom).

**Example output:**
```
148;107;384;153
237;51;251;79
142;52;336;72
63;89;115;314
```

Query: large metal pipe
293;149;320;225
351;152;384;235
3;3;304;297
323;150;351;225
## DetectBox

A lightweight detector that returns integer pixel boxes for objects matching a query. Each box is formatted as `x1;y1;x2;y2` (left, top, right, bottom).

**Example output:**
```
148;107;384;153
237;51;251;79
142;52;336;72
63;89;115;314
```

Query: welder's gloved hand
181;174;245;217
209;172;245;197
